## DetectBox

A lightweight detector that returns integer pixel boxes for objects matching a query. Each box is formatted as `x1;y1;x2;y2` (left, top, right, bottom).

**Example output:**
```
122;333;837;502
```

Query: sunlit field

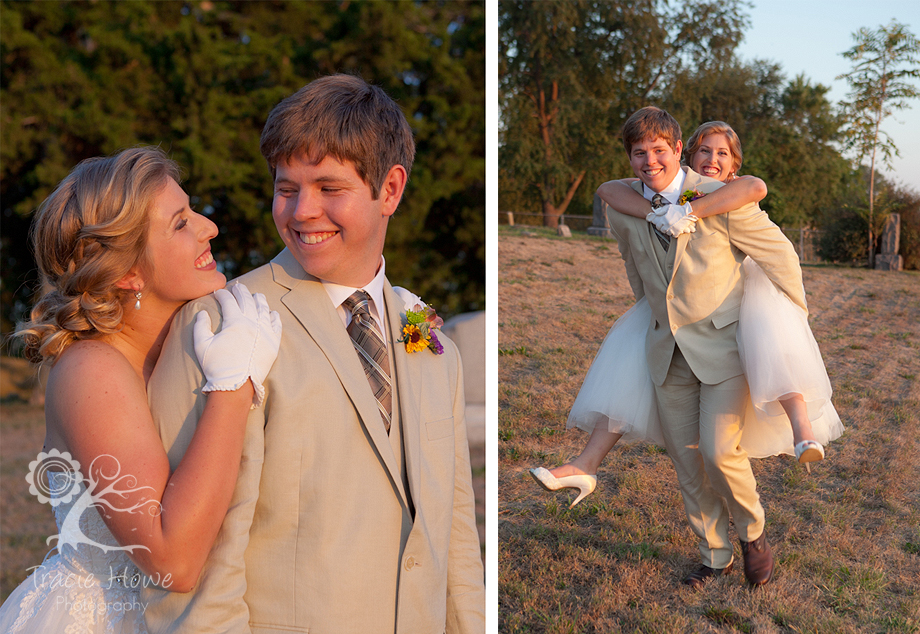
499;226;920;633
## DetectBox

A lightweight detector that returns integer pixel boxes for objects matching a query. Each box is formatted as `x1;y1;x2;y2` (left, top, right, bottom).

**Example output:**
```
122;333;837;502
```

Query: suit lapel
671;169;706;275
270;250;409;509
384;282;422;510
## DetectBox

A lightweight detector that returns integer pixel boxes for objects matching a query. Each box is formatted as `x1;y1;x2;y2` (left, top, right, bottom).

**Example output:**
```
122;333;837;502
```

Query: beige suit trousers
655;347;764;569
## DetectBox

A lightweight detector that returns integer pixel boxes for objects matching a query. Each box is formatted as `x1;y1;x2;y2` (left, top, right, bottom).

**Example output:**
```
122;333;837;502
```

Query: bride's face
139;178;225;307
690;133;735;182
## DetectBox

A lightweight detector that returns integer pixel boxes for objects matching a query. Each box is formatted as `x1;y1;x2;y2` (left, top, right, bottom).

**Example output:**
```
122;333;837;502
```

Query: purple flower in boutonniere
429;331;444;355
398;303;445;355
678;189;706;205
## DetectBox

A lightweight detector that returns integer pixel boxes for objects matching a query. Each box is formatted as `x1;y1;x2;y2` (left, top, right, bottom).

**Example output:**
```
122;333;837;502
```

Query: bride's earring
134;290;142;310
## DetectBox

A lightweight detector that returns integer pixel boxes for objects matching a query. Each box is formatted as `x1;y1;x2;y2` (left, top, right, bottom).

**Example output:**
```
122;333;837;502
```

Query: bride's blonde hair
16;147;181;364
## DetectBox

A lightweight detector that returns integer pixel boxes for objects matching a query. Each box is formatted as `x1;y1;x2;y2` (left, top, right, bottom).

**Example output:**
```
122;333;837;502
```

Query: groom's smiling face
629;137;683;193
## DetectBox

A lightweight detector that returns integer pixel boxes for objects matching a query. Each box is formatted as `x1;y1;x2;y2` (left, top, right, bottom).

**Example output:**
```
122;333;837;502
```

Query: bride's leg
778;394;815;446
549;426;623;478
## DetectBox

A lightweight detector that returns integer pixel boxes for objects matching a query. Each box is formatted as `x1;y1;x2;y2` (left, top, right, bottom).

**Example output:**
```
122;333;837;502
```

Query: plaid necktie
651;193;671;250
343;291;392;433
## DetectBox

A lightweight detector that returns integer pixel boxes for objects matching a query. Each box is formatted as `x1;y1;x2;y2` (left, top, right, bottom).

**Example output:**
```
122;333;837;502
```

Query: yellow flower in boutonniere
398;304;445;354
678;189;706;205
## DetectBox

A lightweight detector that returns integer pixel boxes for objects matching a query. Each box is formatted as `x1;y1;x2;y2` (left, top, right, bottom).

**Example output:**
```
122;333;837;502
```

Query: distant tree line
499;0;919;269
1;0;485;339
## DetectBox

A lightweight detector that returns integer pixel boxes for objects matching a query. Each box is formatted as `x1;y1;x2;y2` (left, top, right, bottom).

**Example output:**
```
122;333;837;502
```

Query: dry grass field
499;226;920;633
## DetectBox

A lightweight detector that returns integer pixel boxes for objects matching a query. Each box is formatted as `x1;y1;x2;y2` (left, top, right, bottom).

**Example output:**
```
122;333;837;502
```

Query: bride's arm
596;173;768;220
689;175;767;218
47;289;279;592
47;345;253;592
596;178;650;219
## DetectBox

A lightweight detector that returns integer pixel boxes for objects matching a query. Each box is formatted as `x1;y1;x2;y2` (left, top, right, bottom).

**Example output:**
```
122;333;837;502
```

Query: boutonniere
399;304;445;355
678;189;706;205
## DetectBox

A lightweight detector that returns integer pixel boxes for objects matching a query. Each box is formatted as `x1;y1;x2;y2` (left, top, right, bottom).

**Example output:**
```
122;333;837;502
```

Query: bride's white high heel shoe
529;467;597;508
794;440;825;473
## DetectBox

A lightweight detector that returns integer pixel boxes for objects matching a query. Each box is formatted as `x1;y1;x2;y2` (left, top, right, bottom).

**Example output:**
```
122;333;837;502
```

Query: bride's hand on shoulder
193;282;282;408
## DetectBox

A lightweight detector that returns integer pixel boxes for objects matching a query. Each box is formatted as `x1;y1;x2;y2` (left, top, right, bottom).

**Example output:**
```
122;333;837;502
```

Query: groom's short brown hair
621;106;682;155
260;74;416;199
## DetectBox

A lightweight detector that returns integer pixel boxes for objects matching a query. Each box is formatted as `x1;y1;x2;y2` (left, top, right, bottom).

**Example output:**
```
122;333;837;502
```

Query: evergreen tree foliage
1;0;485;338
499;0;748;227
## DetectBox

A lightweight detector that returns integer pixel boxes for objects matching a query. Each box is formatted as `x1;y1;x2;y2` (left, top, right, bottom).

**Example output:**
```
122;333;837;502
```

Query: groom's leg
655;348;734;570
698;375;765;543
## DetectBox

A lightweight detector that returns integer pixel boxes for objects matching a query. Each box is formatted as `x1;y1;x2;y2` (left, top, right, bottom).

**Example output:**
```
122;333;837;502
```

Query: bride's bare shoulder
52;339;130;370
47;340;141;399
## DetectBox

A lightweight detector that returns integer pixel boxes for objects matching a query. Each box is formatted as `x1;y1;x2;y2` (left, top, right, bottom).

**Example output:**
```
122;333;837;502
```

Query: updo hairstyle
684;121;743;177
16;146;181;364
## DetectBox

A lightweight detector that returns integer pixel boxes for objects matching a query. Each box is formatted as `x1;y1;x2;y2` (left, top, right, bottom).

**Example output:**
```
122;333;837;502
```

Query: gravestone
557;224;572;238
875;213;903;271
587;193;612;238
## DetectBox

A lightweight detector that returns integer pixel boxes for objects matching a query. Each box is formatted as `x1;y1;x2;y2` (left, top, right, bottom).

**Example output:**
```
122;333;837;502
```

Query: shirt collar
321;256;388;327
643;168;686;205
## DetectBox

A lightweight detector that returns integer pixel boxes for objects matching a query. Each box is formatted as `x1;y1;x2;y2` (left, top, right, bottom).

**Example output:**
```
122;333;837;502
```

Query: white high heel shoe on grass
794;440;825;473
529;467;597;508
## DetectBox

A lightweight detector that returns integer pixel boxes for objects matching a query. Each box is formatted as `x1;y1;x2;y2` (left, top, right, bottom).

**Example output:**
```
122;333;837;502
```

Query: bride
0;147;282;633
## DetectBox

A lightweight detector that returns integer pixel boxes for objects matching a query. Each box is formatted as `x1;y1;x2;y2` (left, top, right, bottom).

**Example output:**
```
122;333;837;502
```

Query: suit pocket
711;304;741;329
426;416;454;441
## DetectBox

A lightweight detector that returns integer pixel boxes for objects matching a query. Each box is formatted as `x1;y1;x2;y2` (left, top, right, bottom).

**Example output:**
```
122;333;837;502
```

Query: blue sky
735;0;920;192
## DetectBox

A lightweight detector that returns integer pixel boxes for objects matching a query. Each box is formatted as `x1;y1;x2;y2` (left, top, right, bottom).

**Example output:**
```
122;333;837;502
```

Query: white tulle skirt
566;258;843;457
735;258;844;457
566;297;664;446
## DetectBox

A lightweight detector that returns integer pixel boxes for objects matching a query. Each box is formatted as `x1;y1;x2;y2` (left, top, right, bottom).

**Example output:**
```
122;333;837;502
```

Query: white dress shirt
643;169;687;205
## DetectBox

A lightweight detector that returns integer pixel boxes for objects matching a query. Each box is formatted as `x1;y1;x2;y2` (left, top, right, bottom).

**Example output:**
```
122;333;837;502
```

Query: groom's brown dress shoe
740;531;774;587
682;561;733;589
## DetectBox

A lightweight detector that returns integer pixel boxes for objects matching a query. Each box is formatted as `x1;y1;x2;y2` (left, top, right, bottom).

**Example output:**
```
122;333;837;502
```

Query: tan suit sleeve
445;339;486;634
605;203;646;303
726;203;807;314
142;297;265;634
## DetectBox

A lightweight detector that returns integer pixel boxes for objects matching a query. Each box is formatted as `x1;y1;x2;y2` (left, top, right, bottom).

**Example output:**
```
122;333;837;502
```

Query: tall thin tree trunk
868;102;882;268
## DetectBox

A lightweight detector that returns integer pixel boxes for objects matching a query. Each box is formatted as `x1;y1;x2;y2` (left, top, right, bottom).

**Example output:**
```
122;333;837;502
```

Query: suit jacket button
405;556;416;570
667;293;674;300
671;324;678;332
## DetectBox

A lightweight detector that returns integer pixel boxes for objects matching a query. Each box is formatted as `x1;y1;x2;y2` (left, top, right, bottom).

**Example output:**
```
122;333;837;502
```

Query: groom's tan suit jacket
607;169;806;387
141;248;485;634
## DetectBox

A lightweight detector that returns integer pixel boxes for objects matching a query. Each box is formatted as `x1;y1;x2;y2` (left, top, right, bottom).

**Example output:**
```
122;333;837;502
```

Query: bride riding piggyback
532;106;842;590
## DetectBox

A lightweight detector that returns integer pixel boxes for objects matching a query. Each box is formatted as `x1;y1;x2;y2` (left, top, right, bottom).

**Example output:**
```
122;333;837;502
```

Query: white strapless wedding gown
0;472;148;634
567;258;843;457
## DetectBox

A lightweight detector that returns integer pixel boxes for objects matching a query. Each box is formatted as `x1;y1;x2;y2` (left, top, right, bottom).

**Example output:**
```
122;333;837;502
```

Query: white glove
193;283;282;408
646;202;699;237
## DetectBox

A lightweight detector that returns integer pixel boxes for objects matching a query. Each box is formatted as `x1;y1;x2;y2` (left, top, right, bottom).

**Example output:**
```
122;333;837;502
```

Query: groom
142;75;484;632
603;107;805;588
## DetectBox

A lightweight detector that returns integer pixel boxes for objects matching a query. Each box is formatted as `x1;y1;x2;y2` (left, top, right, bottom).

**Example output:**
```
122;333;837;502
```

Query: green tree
837;20;920;267
499;0;748;228
663;60;849;229
1;0;484;340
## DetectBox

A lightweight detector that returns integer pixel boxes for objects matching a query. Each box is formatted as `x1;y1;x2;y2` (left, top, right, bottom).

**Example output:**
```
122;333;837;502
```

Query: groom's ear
378;165;408;218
